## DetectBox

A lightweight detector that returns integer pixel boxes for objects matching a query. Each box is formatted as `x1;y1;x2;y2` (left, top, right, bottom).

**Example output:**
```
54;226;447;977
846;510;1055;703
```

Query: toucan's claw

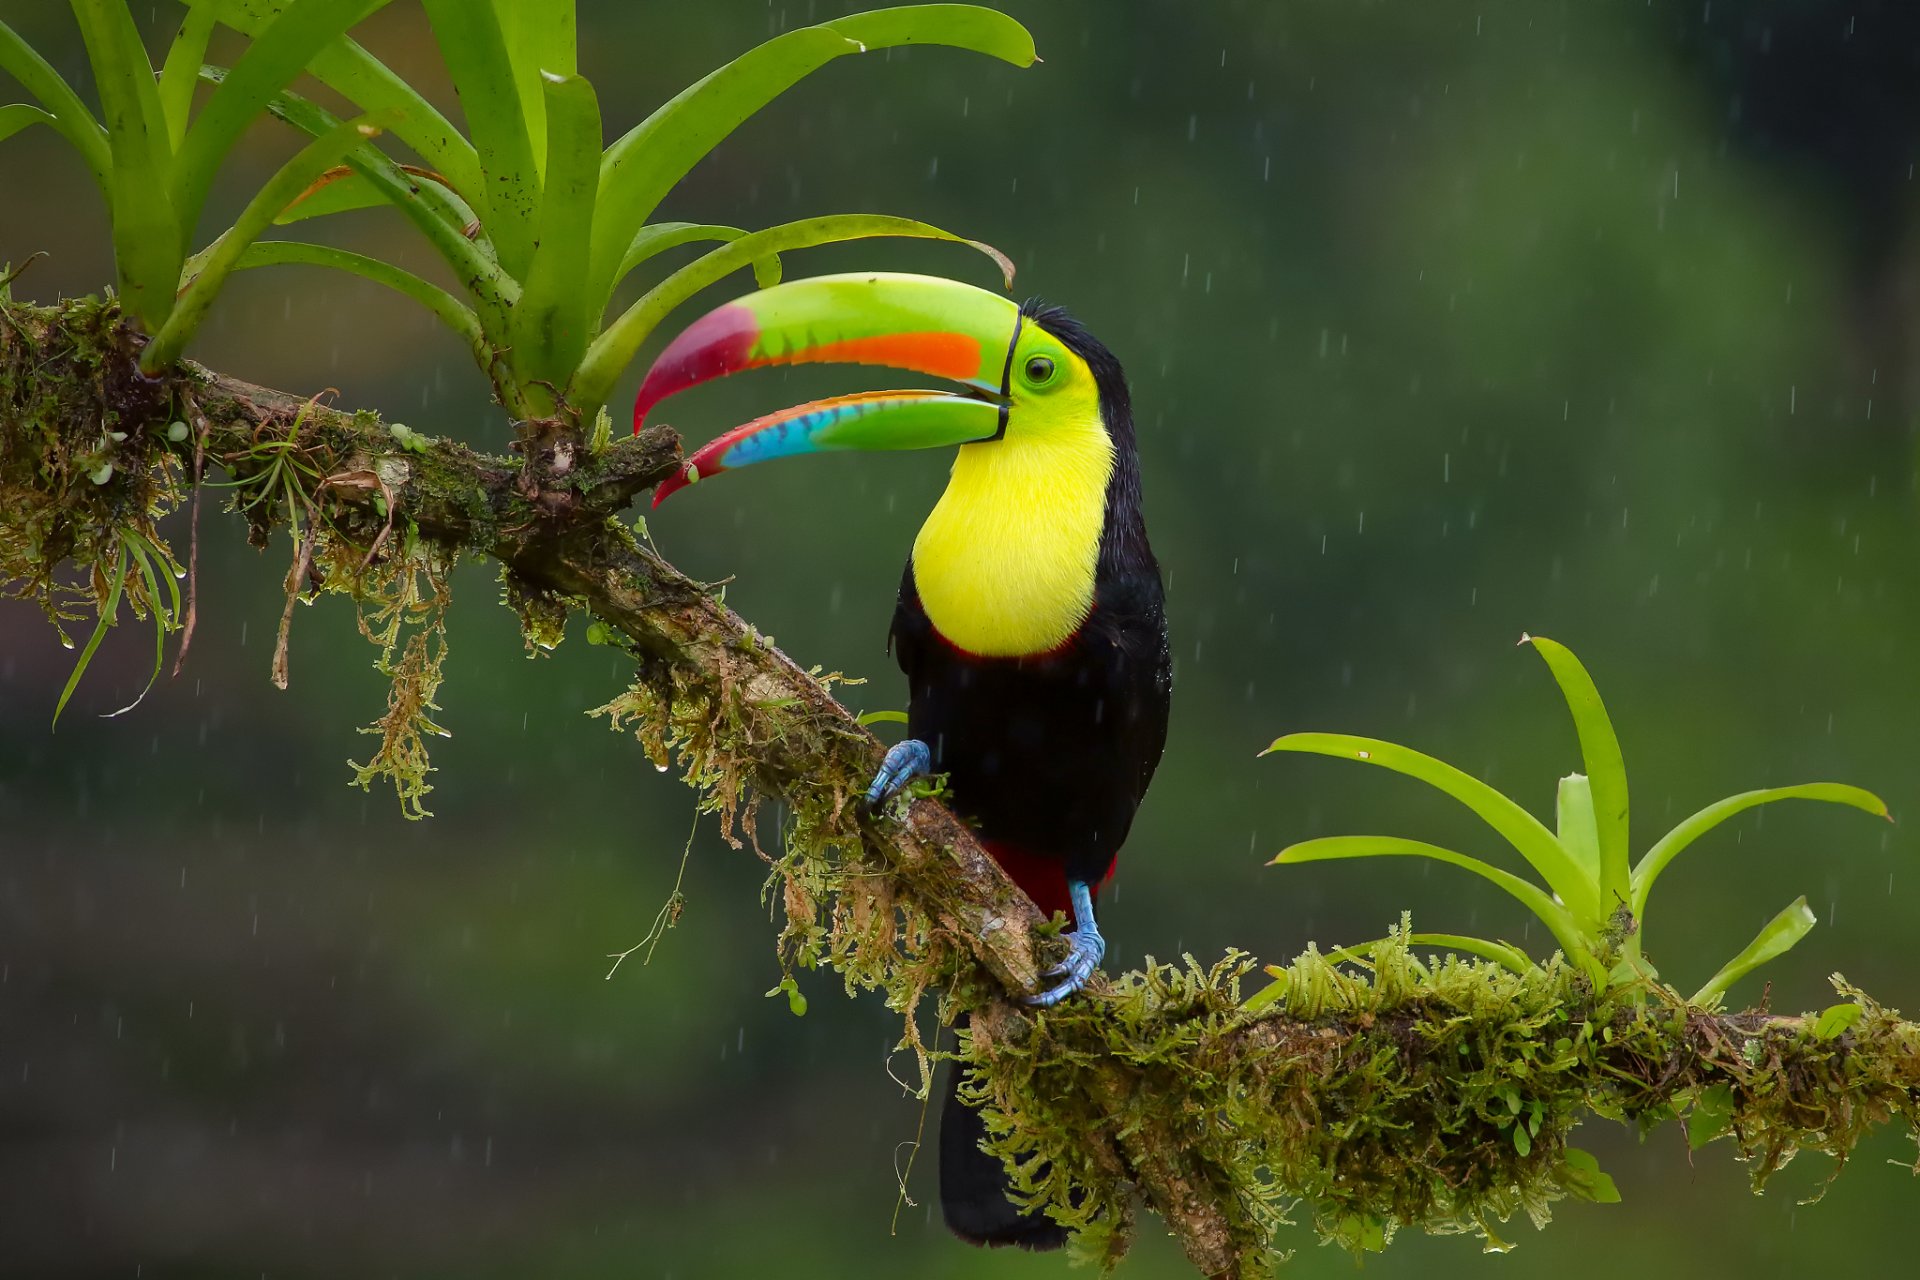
1027;880;1105;1007
865;738;931;808
1028;927;1104;1007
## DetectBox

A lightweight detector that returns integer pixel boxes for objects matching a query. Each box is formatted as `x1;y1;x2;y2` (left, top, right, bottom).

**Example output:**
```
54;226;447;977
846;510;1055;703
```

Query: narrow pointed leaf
1690;897;1817;1005
0;18;110;189
157;6;217;149
614;223;782;295
1263;733;1600;925
72;0;180;328
421;0;539;278
0;102;56;144
1556;773;1602;889
1525;635;1631;906
573;213;1014;419
113;533;174;718
147;110;403;369
186;0;480;201
1335;931;1537;976
1631;783;1890;920
1272;837;1602;982
208;240;486;358
173;0;391;241
511;72;602;396
271;163;456;225
217;74;511;329
53;543;127;729
1241;966;1289;1014
588;5;1035;310
493;0;575;171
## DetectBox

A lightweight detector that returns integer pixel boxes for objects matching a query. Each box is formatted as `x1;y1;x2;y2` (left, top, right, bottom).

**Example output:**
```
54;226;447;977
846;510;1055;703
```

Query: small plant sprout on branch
1259;634;1891;1005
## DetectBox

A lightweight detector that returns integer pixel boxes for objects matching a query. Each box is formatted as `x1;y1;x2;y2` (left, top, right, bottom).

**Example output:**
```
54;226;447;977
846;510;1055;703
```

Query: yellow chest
910;425;1114;657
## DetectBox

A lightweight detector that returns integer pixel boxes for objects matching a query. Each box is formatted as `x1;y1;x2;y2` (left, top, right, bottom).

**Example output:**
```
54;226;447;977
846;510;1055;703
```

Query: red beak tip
651;465;695;507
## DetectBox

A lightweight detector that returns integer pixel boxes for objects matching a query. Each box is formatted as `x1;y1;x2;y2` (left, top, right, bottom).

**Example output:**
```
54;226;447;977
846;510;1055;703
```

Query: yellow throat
910;414;1114;657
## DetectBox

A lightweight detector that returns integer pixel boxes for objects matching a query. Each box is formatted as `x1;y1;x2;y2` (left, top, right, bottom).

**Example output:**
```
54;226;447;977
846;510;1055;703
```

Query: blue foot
1027;880;1105;1008
865;738;931;808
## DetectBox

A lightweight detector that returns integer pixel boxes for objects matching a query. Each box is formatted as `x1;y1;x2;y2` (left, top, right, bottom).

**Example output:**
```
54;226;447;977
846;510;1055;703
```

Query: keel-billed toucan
636;272;1171;1249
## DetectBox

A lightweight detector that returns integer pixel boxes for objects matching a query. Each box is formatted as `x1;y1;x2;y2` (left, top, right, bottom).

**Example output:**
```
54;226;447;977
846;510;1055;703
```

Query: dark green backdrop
3;2;1916;1275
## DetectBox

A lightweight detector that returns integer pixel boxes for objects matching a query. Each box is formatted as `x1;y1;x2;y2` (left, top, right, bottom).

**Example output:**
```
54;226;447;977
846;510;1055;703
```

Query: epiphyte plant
2;2;1031;417
180;0;1031;423
2;0;1033;729
1262;635;1890;1004
0;2;412;367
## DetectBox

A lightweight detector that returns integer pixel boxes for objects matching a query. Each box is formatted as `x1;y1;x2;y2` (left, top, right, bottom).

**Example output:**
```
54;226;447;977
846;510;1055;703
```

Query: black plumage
888;304;1171;1248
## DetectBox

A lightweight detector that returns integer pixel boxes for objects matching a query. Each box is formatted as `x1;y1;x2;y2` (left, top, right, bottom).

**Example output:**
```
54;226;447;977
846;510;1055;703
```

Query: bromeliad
638;272;1172;1250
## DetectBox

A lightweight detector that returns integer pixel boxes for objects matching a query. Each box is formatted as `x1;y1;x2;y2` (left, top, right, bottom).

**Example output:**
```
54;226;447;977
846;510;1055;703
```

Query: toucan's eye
1023;354;1056;385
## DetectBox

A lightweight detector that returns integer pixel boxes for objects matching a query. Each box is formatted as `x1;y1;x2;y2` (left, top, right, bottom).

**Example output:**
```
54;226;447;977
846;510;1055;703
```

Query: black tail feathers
938;1018;1069;1251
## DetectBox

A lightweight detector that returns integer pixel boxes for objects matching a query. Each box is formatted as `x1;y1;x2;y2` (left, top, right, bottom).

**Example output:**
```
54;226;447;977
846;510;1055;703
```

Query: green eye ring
1022;353;1057;386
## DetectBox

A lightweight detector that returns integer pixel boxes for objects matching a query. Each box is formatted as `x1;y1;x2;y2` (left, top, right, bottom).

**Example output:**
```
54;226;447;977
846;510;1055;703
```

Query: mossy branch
3;295;1917;1278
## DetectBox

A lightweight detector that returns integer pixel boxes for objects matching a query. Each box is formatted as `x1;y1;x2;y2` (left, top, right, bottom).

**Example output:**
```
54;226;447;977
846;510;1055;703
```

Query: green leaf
222;76;512;330
574;212;1015;420
271;164;445;225
173;0;391;242
1561;1148;1621;1203
1686;1082;1735;1149
1690;896;1817;1006
1524;635;1631;906
510;71;602;397
493;0;575;173
1263;733;1600;926
856;709;910;726
186;0;481;202
148;110;403;369
157;5;217;150
1812;1001;1864;1041
765;975;808;1017
1272;837;1603;983
587;4;1036;311
1241;964;1289;1013
72;0;180;328
0;102;55;144
1329;1213;1388;1253
114;532;176;718
421;0;539;278
1328;930;1536;976
1556;772;1602;892
614;223;782;296
53;541;127;729
1410;932;1537;975
1512;1123;1532;1157
0;17;111;193
210;239;486;360
1632;783;1890;921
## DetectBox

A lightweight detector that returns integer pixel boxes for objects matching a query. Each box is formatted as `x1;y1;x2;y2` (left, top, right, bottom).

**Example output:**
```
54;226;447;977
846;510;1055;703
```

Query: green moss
327;526;455;820
592;660;973;1102
0;296;181;648
3;296;459;808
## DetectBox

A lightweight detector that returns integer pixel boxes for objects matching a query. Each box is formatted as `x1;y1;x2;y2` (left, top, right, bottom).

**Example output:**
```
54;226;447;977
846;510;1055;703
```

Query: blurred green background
3;1;1918;1275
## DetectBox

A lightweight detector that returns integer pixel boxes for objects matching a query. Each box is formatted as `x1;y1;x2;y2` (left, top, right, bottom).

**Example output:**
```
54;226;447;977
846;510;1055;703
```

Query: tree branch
3;296;1916;1278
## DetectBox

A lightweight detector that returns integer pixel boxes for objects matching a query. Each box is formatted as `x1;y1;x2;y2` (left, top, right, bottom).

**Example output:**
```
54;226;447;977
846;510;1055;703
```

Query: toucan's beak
635;272;1021;506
